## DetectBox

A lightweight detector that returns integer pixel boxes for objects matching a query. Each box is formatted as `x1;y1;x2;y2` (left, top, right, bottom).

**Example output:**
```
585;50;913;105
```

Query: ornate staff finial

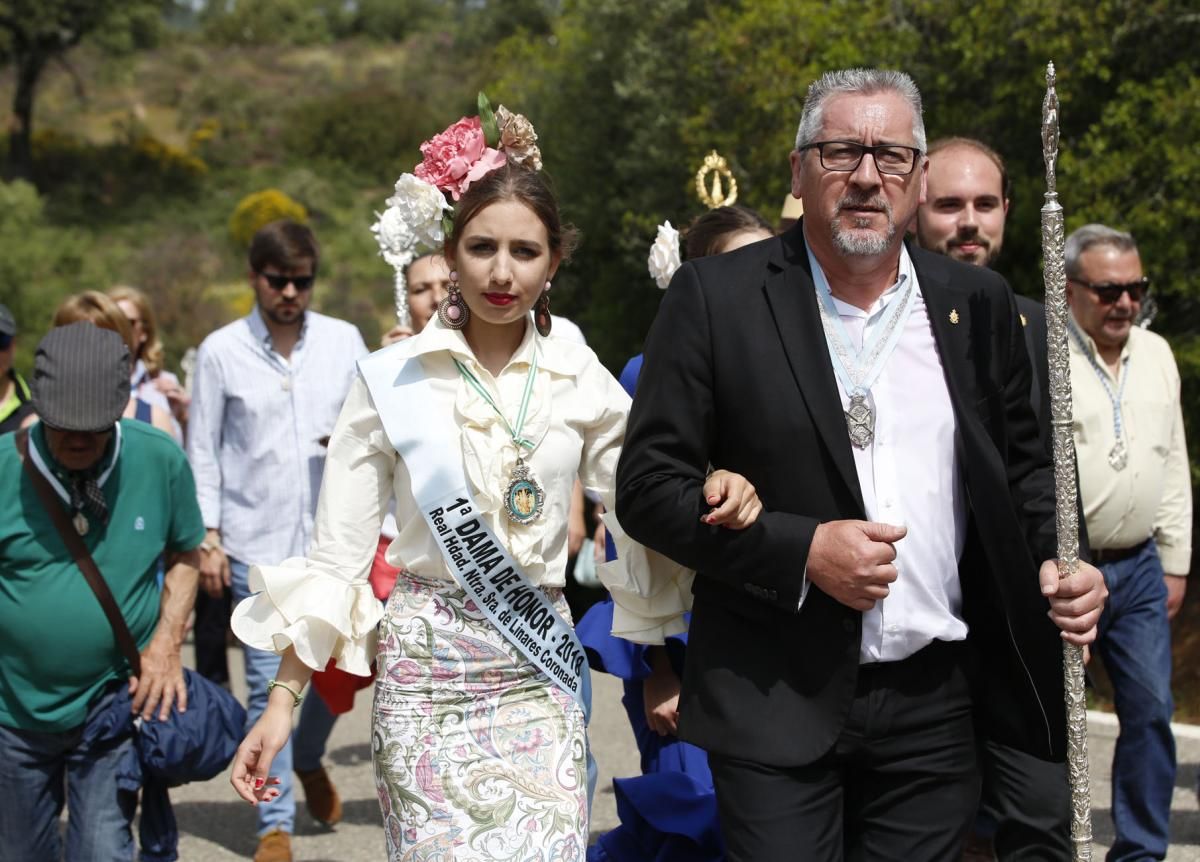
1042;62;1059;195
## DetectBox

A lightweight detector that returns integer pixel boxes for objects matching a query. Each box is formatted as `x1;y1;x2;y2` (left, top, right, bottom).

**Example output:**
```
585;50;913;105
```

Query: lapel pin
949;309;960;324
1020;313;1028;326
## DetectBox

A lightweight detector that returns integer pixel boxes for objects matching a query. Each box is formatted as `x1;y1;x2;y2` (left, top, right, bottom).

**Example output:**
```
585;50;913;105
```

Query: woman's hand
381;324;414;347
701;470;763;530
230;699;292;806
643;646;681;736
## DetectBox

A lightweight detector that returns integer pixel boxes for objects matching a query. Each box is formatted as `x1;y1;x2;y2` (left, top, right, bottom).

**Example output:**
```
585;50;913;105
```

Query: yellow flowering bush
228;189;309;248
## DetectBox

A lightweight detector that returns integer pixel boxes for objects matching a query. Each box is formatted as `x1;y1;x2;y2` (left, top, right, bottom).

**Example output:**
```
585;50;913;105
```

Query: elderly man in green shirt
0;323;206;862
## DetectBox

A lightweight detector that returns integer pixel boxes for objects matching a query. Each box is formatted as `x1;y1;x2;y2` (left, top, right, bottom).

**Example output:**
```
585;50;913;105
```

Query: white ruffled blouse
231;318;693;676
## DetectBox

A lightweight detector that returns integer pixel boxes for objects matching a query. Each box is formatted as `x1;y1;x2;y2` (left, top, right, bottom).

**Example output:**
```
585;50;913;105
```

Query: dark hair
926;137;1011;200
684;205;773;260
248;220;320;274
403;252;443;280
446;162;579;262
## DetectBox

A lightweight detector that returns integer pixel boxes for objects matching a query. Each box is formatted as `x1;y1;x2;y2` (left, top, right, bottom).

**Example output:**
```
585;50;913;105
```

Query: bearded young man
615;69;1107;861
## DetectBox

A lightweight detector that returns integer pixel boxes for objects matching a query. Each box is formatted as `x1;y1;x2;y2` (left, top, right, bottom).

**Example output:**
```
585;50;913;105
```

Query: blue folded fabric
589;771;725;862
85;670;246;862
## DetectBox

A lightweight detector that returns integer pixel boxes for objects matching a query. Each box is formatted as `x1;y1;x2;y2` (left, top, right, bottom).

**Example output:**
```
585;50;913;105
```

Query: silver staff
1041;60;1093;861
393;267;412;329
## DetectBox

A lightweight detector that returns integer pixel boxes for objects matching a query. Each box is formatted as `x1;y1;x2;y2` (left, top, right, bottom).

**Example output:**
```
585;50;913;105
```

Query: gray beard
831;216;896;256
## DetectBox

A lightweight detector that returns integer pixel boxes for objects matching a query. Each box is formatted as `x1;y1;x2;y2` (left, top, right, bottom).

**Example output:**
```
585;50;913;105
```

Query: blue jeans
1096;540;1175;861
231;558;339;835
0;686;137;862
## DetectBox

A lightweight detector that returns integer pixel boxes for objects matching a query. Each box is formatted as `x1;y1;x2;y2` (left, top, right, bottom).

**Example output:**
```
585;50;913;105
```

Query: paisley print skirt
373;571;588;862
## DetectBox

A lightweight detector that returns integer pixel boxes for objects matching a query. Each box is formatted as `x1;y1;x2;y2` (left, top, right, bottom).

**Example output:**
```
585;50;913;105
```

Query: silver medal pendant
72;511;89;536
503;457;545;525
1108;438;1128;471
845;393;875;450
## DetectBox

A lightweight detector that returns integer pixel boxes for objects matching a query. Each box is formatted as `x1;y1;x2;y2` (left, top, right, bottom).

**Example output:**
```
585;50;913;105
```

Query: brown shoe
253;829;292;862
296;765;343;826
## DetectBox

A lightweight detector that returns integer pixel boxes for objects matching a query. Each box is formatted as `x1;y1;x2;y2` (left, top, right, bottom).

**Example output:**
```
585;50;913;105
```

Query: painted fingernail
254;777;264;790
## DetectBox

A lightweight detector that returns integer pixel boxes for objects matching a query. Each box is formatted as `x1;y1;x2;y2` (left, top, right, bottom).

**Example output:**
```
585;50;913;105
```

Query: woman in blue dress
581;204;775;862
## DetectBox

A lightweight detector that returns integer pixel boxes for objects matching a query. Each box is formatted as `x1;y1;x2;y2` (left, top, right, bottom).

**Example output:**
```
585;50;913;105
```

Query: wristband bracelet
267;679;303;708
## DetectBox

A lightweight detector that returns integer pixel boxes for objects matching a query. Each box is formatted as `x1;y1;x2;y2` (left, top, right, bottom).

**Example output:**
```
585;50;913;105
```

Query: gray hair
1064;224;1138;279
794;68;926;153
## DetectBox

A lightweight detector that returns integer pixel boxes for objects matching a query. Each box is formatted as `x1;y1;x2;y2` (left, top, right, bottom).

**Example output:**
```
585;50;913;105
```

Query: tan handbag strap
16;430;142;677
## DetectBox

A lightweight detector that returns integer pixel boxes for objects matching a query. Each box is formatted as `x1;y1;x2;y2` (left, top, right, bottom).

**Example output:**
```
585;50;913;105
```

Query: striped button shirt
187;307;368;566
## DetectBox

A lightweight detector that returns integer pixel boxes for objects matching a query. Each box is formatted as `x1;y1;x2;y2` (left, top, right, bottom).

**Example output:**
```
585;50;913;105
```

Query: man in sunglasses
1065;223;1190;861
187;220;368;862
0;304;36;435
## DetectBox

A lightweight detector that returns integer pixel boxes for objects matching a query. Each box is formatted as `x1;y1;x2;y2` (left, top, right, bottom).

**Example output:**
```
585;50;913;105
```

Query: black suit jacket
1016;294;1051;446
615;223;1068;767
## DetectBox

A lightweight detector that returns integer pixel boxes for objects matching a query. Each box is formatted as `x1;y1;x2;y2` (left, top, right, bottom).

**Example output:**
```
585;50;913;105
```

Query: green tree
0;0;165;181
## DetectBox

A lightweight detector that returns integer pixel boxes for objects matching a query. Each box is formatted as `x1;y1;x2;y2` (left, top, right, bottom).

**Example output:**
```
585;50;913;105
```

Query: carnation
495;105;542;171
414;116;507;200
386;173;451;249
648;221;682;290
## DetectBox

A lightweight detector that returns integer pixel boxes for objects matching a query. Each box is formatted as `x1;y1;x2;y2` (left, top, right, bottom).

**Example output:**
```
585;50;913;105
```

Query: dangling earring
534;281;552;337
437;270;469;330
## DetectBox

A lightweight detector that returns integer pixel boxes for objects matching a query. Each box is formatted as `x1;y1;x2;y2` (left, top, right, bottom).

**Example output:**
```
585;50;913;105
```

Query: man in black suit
916;136;1070;859
615;69;1107;861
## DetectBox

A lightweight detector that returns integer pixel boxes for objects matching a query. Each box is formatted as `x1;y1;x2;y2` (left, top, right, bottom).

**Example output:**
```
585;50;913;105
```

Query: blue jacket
84;670;246;862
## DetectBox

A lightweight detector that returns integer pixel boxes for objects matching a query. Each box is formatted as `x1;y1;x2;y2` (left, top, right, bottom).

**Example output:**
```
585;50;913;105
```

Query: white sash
358;343;594;723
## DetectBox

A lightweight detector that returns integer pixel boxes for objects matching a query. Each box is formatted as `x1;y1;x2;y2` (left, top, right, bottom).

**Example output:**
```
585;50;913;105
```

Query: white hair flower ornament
648;221;683;290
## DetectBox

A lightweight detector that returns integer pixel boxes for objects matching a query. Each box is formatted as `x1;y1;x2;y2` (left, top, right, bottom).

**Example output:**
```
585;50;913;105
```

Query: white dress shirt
808;243;969;663
231;319;692;675
187;307;367;566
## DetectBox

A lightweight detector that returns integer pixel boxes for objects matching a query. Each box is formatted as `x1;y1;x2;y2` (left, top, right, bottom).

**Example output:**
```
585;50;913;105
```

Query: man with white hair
616;68;1107;860
1066;223;1190;861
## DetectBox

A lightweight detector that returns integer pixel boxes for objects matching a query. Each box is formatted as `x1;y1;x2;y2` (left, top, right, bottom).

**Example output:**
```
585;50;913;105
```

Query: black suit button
842;618;856;633
767;589;778;601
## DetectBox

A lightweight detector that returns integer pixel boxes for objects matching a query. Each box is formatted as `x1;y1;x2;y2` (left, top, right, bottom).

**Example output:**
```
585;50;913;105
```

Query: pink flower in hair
414;116;507;200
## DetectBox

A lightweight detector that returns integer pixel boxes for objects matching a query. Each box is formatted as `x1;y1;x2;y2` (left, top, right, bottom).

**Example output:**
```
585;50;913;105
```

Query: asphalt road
162;648;1200;860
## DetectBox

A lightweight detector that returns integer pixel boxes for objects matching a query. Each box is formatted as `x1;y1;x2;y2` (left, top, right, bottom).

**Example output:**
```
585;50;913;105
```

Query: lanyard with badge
808;248;919;449
1068;321;1130;471
453;352;546;523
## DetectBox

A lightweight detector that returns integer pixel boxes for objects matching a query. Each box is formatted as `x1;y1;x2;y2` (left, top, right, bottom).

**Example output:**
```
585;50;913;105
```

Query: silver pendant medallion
1108;438;1128;471
503;458;545;525
72;511;89;536
845;393;875;450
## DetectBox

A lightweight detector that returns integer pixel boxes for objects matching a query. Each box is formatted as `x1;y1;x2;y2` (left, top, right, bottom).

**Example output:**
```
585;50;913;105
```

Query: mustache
836;192;892;217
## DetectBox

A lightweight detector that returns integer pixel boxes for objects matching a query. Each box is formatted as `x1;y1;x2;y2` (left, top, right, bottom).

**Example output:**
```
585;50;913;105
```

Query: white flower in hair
386;173;452;250
648;220;682;290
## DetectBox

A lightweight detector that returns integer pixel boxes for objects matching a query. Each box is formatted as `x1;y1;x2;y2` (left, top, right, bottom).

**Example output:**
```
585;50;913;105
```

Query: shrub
228;189;308;248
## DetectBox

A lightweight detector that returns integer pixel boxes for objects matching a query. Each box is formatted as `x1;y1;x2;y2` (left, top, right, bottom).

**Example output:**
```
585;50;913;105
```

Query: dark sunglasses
258;272;315;291
0;334;11;350
1070;276;1150;304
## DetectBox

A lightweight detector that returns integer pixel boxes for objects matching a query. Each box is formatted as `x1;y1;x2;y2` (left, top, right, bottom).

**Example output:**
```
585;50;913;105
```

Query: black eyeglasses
1069;276;1150;304
258;272;316;291
799;140;922;176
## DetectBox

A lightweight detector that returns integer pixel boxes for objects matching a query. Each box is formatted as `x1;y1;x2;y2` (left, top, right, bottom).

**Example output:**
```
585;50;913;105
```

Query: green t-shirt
0;420;206;732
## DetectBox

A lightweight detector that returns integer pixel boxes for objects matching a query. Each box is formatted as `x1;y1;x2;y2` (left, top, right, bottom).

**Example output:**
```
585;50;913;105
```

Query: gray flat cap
32;323;131;432
0;304;14;338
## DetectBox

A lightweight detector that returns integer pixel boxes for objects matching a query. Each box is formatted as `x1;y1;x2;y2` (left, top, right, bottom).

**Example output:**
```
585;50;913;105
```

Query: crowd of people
0;65;1190;862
